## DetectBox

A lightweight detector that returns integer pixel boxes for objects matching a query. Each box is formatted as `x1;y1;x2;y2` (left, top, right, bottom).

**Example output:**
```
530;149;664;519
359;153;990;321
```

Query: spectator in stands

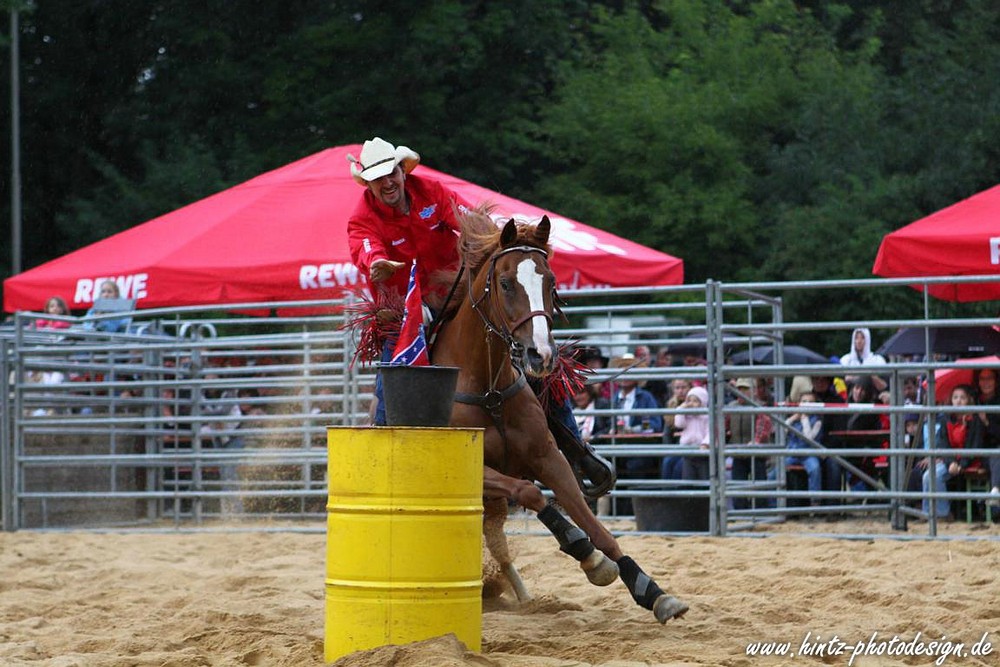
728;377;767;509
840;327;887;392
834;376;885;492
309;387;336;416
577;346;610;400
611;354;663;482
643;346;671;407
786;391;824;505
919;384;983;519
902;375;920;405
682;349;708;387
751;376;775;447
659;378;691;480
25;366;67;416
610;354;662;435
572;384;610;443
35;296;71;330
973;368;1000;504
633;344;652;366
811;374;847;502
199;375;247;515
82;280;131;333
789;375;813;403
663;378;692;443
655;346;674;368
677;385;711;480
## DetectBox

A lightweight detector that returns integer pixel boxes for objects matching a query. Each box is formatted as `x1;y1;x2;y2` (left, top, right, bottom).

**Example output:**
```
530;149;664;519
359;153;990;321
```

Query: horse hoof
653;594;689;623
580;550;619;586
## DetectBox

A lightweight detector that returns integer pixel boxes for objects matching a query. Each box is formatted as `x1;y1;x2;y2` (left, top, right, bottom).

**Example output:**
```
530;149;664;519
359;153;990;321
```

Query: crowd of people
569;325;1000;522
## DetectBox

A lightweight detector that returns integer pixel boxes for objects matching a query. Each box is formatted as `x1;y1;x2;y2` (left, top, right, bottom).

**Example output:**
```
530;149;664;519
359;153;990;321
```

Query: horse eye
499;277;513;292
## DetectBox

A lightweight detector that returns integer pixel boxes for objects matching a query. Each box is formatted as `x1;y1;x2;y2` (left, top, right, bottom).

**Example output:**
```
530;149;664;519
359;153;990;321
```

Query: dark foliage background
1;0;998;346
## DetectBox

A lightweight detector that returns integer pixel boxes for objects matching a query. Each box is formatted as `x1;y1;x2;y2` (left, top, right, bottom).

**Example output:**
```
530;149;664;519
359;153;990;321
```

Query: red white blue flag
390;261;430;366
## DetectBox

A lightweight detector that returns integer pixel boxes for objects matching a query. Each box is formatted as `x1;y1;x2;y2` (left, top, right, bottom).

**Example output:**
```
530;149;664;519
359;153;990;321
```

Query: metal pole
706;280;724;536
1;338;12;531
10;8;22;275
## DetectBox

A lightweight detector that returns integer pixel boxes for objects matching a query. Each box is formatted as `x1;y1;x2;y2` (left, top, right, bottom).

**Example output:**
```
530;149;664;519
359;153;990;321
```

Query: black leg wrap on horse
617;555;666;611
536;503;595;562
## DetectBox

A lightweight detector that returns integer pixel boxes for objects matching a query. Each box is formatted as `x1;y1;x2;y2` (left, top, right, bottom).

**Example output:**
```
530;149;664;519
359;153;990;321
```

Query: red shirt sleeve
347;193;389;277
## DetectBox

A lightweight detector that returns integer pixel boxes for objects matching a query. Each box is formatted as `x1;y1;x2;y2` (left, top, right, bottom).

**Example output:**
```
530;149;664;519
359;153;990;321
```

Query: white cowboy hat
347;137;420;185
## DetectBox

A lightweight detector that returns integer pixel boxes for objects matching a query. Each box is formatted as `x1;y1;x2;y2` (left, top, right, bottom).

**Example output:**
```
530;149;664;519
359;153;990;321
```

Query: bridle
467;244;554;366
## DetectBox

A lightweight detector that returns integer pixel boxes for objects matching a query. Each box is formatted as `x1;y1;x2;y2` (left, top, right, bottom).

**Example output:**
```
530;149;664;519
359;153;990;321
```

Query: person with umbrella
919;384;984;520
973;368;1000;504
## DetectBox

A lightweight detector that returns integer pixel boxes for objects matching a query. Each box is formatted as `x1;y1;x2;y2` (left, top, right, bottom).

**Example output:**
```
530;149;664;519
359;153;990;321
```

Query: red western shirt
347;174;470;305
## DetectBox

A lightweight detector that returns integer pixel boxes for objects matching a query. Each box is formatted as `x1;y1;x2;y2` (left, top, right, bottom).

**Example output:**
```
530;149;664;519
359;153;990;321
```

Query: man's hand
369;259;405;283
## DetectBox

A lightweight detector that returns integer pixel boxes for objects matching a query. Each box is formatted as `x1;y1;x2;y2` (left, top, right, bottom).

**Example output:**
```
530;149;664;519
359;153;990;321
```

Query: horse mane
458;205;503;273
429;204;552;320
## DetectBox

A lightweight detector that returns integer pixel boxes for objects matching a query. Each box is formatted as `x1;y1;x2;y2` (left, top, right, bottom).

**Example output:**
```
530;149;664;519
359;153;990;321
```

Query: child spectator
919;384;983;519
678;385;711;480
786;391;824;504
35;296;71;329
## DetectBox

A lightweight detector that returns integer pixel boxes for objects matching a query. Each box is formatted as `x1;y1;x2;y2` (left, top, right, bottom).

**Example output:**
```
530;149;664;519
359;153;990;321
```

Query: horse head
484;216;557;377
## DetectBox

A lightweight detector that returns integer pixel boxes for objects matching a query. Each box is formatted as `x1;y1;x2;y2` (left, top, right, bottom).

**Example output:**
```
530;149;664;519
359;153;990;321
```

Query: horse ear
500;218;518;247
534;216;551;245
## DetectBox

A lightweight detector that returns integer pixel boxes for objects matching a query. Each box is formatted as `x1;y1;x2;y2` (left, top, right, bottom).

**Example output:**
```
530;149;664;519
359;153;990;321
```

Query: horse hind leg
618;555;689;623
483;497;531;602
536;501;619;586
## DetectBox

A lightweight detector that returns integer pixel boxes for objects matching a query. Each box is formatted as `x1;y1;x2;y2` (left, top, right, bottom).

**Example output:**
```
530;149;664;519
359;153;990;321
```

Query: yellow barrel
325;426;483;663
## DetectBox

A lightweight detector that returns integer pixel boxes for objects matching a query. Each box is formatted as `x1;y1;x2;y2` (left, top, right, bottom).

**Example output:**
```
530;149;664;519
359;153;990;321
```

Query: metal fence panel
2;275;999;539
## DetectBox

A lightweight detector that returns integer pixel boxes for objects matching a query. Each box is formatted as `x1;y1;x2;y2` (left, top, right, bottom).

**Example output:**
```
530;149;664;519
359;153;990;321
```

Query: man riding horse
346;137;614;496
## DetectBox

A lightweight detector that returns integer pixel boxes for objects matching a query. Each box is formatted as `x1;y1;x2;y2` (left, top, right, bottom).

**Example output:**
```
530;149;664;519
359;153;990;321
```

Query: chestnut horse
431;209;688;623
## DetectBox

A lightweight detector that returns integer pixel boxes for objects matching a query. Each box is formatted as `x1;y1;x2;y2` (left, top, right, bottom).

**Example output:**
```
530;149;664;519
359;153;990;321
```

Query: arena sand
1;520;999;666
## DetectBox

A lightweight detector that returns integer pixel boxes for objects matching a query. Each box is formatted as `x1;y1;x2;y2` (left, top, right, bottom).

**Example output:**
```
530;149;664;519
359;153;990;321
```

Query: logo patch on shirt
418;204;437;220
391;238;406;246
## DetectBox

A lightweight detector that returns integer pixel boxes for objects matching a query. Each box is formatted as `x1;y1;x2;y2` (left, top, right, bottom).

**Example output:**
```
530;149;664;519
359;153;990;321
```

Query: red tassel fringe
538;343;591;410
340;290;404;368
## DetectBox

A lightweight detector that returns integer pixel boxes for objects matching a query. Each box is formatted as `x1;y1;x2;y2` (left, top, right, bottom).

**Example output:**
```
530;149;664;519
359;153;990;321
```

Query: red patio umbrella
872;184;1000;301
3;145;683;312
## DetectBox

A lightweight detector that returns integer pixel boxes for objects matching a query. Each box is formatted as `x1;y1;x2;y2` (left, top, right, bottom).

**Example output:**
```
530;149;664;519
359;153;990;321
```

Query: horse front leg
533;448;689;624
483;466;617;589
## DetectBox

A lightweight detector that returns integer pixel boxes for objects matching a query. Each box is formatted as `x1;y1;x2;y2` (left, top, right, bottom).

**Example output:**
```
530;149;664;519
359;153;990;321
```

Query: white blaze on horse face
515;257;553;362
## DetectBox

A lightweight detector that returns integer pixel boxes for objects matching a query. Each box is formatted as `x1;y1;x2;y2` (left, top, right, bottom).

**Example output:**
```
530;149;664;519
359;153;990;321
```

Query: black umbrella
664;333;710;357
729;345;830;365
877;326;1000;357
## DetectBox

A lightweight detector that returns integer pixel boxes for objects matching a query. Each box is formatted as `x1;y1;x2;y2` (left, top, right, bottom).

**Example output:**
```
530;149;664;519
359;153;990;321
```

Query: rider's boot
547;413;617;499
536;501;619;586
617;555;689;623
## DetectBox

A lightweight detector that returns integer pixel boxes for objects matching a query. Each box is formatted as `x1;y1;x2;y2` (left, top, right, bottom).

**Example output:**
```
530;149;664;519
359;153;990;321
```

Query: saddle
546;412;617;500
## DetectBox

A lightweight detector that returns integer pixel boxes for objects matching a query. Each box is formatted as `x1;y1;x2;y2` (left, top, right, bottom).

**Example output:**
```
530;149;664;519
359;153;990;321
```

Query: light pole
10;6;21;276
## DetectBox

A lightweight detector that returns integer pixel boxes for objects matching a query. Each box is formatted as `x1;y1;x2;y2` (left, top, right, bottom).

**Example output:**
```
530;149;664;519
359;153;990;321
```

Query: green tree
534;0;869;284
